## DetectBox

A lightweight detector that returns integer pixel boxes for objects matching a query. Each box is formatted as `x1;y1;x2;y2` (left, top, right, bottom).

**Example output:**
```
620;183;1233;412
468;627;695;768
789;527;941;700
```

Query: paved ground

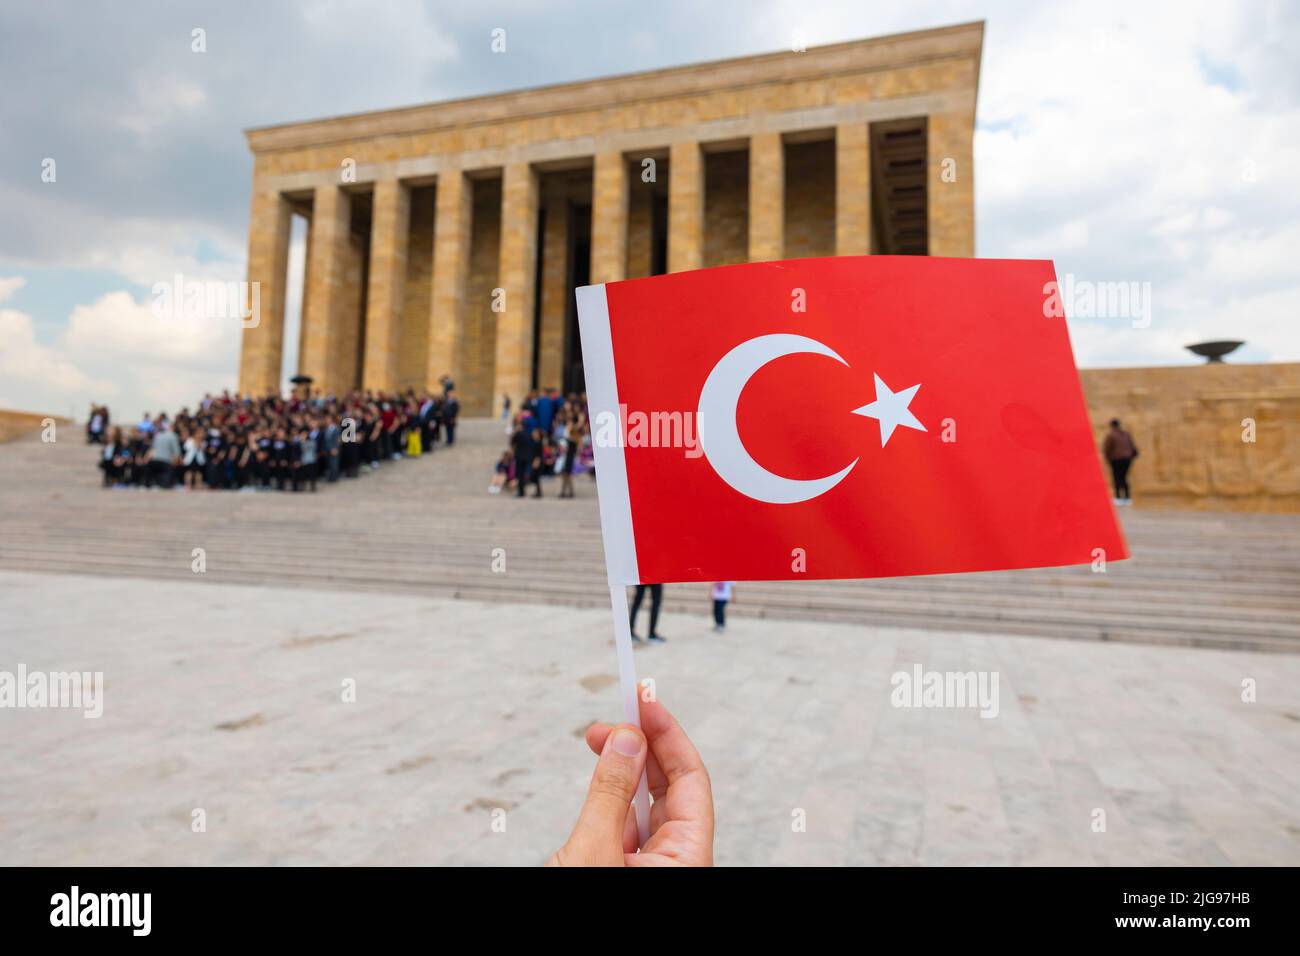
2;569;1298;866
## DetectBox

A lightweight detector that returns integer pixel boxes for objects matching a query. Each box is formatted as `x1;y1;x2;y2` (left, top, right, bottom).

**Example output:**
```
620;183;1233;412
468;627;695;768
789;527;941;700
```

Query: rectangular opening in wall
625;153;668;278
564;201;590;394
534;166;593;394
464;176;502;416
870;117;928;255
783;134;835;259
346;188;373;391
704;147;748;267
398;184;436;392
650;190;669;277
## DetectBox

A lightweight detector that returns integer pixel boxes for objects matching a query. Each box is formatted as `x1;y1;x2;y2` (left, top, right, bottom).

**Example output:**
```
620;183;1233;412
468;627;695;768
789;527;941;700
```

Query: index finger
638;693;709;798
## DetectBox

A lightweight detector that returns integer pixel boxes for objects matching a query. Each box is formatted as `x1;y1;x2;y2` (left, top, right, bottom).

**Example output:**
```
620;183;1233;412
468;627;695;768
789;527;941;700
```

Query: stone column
299;183;352;394
835;122;872;256
237;186;292;396
748;133;784;262
362;178;410;392
536;184;569;390
427;169;472;392
668;141;703;273
590;151;628;284
493;162;539;408
927;110;975;257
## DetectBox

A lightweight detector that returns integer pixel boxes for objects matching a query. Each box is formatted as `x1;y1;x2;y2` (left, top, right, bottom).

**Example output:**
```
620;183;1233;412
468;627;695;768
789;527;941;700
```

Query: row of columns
241;117;966;403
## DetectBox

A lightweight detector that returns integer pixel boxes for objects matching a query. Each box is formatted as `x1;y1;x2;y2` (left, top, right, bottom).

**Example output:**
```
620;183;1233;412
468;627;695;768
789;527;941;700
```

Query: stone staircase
2;419;1297;652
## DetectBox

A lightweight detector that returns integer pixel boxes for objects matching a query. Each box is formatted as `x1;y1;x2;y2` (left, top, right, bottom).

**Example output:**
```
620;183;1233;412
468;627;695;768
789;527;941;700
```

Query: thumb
565;724;647;864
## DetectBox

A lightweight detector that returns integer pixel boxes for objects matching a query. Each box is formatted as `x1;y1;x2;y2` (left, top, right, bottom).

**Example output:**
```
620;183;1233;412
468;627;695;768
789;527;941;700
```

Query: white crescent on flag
696;334;858;505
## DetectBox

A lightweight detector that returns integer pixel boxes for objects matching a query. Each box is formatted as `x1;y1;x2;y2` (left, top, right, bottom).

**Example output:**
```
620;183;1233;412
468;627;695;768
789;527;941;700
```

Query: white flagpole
577;282;652;848
609;582;652;847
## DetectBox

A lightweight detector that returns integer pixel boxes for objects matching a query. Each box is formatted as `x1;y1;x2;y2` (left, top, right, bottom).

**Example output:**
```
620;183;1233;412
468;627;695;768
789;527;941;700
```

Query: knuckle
590;765;636;802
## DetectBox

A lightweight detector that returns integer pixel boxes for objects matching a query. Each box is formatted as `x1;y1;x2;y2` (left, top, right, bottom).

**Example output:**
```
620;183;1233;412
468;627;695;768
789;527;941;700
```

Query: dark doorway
650;192;669;276
564;203;591;394
870;117;929;255
348;190;373;391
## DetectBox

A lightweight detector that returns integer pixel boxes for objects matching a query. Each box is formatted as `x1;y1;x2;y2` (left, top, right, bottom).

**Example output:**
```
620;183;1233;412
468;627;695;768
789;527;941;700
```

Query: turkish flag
576;256;1127;585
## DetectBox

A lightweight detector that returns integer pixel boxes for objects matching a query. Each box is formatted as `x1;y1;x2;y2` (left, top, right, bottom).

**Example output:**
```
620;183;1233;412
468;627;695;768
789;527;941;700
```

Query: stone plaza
1;421;1298;865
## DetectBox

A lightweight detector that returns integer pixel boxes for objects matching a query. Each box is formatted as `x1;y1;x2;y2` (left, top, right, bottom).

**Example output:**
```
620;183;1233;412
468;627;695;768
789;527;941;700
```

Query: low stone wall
0;410;70;445
1080;362;1300;513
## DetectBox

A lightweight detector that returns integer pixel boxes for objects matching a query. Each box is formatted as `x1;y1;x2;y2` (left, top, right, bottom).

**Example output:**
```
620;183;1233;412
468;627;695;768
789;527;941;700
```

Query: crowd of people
493;387;594;498
89;383;461;492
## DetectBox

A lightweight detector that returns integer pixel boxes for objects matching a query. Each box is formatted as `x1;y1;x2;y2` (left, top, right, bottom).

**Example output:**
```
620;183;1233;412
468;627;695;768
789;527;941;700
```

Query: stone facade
1081;363;1300;513
238;22;983;414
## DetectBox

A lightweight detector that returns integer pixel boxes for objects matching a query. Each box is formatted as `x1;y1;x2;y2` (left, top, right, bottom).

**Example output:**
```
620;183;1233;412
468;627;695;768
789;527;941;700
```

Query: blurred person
322;415;341;482
711;581;734;632
443;388;461;446
558;410;581;499
233;434;254;490
629;584;665;643
272;428;292;490
381;401;400;460
295;428;318;492
87;403;105;444
406;412;423;457
418;392;436;452
149;421;181;489
181;428;206;490
489;451;511;494
100;427;125;486
511;418;542;498
1103;418;1138;505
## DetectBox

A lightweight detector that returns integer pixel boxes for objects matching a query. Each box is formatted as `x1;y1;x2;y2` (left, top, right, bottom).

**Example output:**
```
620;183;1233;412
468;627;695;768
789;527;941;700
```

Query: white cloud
62;290;240;368
118;76;208;135
965;0;1300;366
0;276;25;303
0;306;116;414
0;285;238;418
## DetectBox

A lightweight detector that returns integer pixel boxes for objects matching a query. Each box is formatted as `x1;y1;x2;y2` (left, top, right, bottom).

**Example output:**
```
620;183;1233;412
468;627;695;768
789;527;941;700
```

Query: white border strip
575;283;640;585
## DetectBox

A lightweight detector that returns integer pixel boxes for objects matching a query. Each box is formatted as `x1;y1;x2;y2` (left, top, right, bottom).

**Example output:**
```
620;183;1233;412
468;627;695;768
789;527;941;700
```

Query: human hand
547;690;713;867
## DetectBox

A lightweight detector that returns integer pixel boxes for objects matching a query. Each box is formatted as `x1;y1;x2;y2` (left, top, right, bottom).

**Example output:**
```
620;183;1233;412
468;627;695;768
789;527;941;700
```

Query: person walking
629;584;665;643
1102;418;1138;505
711;581;734;633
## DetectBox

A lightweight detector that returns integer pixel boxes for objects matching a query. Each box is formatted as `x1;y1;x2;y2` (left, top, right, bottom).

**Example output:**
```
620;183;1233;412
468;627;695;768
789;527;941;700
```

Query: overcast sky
2;0;1297;419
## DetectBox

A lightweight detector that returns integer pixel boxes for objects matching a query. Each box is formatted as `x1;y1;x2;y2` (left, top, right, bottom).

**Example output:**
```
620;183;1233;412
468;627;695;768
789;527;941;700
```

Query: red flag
577;255;1127;585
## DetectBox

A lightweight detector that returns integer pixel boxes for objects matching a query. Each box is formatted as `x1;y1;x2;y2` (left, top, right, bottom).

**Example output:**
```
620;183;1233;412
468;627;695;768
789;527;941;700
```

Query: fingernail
612;728;643;757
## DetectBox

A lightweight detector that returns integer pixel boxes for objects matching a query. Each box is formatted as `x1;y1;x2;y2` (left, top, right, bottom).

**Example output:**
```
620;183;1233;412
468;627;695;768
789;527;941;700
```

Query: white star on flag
851;373;926;447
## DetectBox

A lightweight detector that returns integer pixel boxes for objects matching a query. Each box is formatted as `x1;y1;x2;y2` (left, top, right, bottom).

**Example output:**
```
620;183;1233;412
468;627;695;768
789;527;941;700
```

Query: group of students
92;384;461;492
492;387;593;498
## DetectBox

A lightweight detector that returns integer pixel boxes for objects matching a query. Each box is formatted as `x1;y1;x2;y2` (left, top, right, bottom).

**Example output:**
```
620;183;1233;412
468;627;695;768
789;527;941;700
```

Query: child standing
711;581;734;633
406;416;423;457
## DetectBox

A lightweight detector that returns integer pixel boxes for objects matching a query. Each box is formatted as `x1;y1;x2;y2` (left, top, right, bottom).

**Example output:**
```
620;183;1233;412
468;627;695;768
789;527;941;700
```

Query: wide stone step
3;420;1298;652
